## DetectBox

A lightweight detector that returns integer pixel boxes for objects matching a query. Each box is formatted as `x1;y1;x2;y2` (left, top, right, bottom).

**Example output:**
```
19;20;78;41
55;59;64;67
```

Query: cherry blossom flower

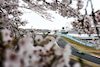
1;29;12;42
54;44;63;56
48;36;55;43
73;62;81;67
18;36;34;55
63;44;72;67
0;0;94;66
44;42;54;51
62;0;71;5
77;0;84;10
4;49;21;67
35;35;43;44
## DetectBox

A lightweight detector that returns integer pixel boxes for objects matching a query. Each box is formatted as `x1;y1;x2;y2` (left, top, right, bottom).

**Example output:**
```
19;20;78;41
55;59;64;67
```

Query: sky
19;0;100;30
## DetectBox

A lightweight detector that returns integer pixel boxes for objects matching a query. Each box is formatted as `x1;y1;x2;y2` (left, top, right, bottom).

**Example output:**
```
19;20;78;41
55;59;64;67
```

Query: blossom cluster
0;28;82;67
22;0;84;20
71;15;95;35
0;0;90;67
0;0;27;34
71;10;100;49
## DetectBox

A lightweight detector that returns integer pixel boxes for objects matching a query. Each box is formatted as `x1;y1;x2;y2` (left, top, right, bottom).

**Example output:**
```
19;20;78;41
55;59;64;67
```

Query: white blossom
62;0;70;5
18;36;34;56
44;42;53;51
54;44;63;56
4;49;21;67
35;35;43;44
49;36;55;43
1;29;12;42
73;62;81;67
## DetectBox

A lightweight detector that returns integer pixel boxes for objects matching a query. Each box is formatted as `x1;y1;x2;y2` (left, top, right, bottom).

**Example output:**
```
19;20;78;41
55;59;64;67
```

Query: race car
76;51;85;55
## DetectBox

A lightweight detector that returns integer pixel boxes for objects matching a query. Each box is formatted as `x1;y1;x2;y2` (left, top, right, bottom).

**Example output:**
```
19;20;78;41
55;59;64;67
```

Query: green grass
61;36;100;56
70;55;100;67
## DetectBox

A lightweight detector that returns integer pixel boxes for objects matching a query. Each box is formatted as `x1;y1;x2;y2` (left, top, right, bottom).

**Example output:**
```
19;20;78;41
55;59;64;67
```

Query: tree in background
1;0;99;67
0;1;72;67
0;0;28;36
22;0;100;49
22;0;83;20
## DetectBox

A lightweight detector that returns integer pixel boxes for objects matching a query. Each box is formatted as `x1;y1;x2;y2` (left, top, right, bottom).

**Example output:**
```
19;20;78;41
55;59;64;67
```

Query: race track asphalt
57;38;100;65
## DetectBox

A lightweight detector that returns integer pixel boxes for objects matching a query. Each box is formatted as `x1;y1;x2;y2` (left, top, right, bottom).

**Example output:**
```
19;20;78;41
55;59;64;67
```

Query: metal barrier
60;34;94;47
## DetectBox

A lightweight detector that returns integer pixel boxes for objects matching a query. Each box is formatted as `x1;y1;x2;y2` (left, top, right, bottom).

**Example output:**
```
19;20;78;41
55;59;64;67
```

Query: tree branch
90;0;100;38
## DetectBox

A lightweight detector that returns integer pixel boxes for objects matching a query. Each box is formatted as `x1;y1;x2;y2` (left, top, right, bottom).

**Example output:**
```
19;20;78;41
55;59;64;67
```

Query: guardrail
60;34;94;47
